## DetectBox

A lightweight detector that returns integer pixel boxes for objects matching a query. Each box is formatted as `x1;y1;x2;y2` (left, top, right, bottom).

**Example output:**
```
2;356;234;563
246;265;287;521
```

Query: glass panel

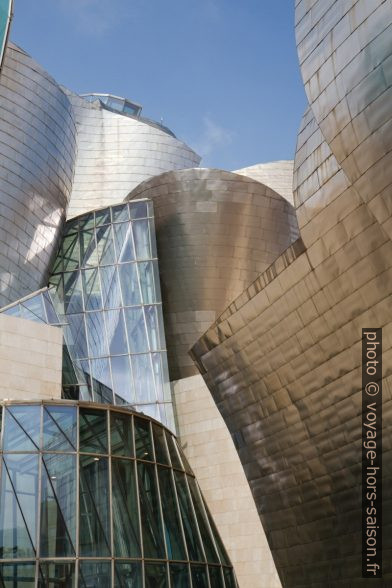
62;232;80;272
3;406;41;451
2;303;21;317
112;458;141;557
209;566;224;588
114;562;142;588
111;356;133;404
79;408;108;454
0;562;36;587
124;307;149;353
40;454;76;557
149;218;158;257
173;471;204;562
137;462;165;559
96;224;115;265
110;412;133;457
105;309;128;355
79;561;111;588
223;568;237;588
157;466;187;560
43;406;77;451
132;354;155;403
21;294;46;322
39;562;75;588
63;271;84;314
204;502;230;567
0;454;39;558
133;219;151;259
79;456;110;556
170;564;191;588
144;563;168;588
44;291;62;324
187;477;219;563
165;432;184;471
129;201;148;219
138;261;155;303
152;353;164;402
134;417;153;461
152;424;170;465
80;229;97;267
86;311;108;357
112;204;129;222
90;358;113;404
79;214;95;231
191;565;209;588
82;269;102;311
145;305;162;350
66;314;88;359
113;222;135;263
119;263;141;306
64;218;79;235
95;208;111;226
100;266;122;309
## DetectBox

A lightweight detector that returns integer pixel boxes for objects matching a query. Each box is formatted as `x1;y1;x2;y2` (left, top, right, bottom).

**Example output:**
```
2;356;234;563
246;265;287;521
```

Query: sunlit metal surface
126;168;300;381
234;161;294;205
0;43;77;307
65;90;201;219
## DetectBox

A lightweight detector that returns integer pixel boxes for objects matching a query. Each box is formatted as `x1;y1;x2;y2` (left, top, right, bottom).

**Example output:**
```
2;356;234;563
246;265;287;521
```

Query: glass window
157;466;187;560
173;471;204;562
44;290;62;324
112;204;129;222
191;565;209;588
223;568;237;588
152;353;164;402
82;269;102;311
208;566;225;588
134;417;154;461
119;263;141;306
66;314;88;360
113;222;135;263
62;232;80;272
152;424;170;465
0;454;39;558
187;477;219;564
100;266;122;309
204;504;231;567
111;356;133;404
114;562;142;587
110;412;133;457
3;405;41;451
145;563;168;588
80;229;98;267
138;261;156;303
79;408;108;454
21;294;46;322
43;405;77;451
132;354;156;403
0;562;36;587
165;432;184;471
89;358;113;404
124;307;149;353
40;454;76;557
145;305;162;351
149;218;158;257
105;309;128;355
96;224;115;265
79;456;110;556
137;462;165;559
133;219;151;259
79;561;111;588
79;215;95;231
111;458;141;557
129;201;148;219
86;311;108;358
39;562;75;588
95;208;111;226
170;564;191;588
63;271;84;314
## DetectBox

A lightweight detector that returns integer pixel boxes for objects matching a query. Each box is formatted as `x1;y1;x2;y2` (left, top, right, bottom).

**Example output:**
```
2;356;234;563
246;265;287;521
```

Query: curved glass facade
0;401;237;587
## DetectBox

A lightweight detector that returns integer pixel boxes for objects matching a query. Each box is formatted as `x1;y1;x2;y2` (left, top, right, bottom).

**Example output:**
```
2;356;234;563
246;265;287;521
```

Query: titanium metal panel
234;161;295;205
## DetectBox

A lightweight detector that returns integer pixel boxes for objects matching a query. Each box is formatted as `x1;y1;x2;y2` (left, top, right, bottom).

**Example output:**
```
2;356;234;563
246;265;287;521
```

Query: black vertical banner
362;328;382;578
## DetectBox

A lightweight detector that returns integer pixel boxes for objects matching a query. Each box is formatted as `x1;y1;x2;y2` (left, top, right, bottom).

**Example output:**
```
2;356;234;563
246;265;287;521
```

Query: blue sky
11;0;307;170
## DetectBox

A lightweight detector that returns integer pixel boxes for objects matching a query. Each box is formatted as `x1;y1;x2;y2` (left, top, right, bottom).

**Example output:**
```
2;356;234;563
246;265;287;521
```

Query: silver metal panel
0;43;77;307
126;168;299;381
234;161;295;205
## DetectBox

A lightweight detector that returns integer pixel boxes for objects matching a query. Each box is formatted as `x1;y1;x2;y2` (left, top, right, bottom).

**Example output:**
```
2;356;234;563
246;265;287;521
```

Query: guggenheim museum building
0;0;391;587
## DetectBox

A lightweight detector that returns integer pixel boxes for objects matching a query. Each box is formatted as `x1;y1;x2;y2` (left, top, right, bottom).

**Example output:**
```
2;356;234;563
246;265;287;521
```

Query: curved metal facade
0;43;77;307
126;168;299;381
65;91;201;219
191;2;392;586
234;161;294;205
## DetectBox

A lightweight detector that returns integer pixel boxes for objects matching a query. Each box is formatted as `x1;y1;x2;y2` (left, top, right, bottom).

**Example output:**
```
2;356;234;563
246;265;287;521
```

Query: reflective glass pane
138;261;155;303
170;564;191;588
40;454;76;557
187;477;219;563
112;458;141;557
112;204;129;222
134;417;153;461
119;263;141;306
66;314;88;359
152;353;164;402
79;408;108;454
165;432;184;471
0;562;36;587
79;561;111;588
79;215;95;231
132;354;155;403
144;563;168;588
39;562;75;588
80;229;97;267
90;358;113;404
110;412;133;457
113;222;135;263
223;568;237;588
145;305;162;350
86;311;108;357
95;209;111;226
191;565;209;588
79;456;110;556
152;424;170;465
111;356;133;404
63;271;84;314
137;462;165;559
43;405;77;451
114;562;142;588
204;501;231;566
100;266;122;309
173;471;204;562
157;466;187;560
129;201;148;219
0;454;39;558
149;218;157;257
96;224;115;265
21;295;46;322
133;219;151;259
62;232;80;272
82;269;102;311
44;291;62;324
124;307;148;353
3;406;41;451
105;309;128;355
209;566;224;588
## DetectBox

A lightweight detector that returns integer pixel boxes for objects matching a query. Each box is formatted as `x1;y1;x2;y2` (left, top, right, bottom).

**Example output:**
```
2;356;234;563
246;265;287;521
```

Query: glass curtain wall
0;401;237;588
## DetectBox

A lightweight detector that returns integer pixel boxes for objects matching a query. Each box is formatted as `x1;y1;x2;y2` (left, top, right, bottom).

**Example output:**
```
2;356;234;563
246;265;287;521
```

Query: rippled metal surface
234;161;294;205
65;91;201;219
126;168;299;381
0;43;77;307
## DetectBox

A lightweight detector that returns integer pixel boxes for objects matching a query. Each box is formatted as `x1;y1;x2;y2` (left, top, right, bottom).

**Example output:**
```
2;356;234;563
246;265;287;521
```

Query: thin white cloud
58;0;133;36
194;115;235;161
